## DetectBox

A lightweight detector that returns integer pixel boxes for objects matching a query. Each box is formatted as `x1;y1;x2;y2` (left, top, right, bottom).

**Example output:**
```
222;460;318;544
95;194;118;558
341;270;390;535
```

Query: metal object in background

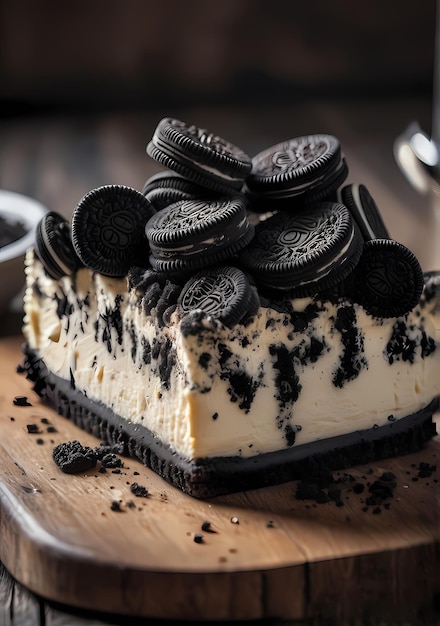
394;2;440;270
394;121;440;196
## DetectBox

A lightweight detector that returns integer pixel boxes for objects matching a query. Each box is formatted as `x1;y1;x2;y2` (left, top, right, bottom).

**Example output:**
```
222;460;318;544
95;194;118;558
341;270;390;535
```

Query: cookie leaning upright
146;117;252;195
71;185;156;278
35;211;83;279
338;183;390;241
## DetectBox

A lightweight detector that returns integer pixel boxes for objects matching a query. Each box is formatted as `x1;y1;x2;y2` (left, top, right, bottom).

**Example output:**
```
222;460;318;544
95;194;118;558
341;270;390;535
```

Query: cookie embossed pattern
21;117;440;498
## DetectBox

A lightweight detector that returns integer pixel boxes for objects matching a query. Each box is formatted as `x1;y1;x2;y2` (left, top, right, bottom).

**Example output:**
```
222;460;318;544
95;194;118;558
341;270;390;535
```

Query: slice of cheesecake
22;249;440;498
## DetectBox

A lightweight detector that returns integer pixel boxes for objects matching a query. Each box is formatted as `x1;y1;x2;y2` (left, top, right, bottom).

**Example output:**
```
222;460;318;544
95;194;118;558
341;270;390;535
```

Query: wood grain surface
0;335;439;623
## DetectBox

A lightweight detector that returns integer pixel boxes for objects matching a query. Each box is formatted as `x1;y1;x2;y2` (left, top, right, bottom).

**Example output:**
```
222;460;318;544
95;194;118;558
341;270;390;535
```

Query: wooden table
1;98;439;625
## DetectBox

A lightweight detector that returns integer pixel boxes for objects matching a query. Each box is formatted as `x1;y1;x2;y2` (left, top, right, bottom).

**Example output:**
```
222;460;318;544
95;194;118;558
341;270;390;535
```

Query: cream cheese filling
23;250;440;461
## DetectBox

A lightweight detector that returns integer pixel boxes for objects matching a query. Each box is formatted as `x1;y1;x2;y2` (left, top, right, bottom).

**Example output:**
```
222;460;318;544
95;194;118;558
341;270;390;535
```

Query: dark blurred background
0;0;436;114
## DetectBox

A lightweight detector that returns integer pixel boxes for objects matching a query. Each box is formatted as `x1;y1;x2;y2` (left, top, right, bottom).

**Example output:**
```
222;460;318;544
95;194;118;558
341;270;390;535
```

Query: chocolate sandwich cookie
71;185;156;277
142;170;217;210
338;183;390;241
177;266;259;328
145;195;254;276
238;201;363;296
35;211;82;279
146;118;252;195
244;134;348;210
346;238;424;317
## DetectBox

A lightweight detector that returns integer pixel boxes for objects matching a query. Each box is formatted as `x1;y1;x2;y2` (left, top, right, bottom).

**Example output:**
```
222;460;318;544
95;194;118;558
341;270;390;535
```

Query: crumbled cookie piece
14;396;32;407
130;482;149;497
52;440;98;474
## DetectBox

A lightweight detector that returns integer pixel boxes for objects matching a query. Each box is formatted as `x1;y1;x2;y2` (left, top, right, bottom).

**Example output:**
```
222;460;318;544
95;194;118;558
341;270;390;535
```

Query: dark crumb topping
199;352;212;369
94;295;124;354
221;369;259;413
284;423;297;447
218;343;233;366
158;338;177;390
386;319;436;364
179;310;221;337
55;292;74;319
269;343;301;406
332;304;368;388
386;320;417;364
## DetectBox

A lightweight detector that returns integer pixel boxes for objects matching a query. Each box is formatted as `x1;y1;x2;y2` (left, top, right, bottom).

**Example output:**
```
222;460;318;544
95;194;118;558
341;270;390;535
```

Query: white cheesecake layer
23;250;440;460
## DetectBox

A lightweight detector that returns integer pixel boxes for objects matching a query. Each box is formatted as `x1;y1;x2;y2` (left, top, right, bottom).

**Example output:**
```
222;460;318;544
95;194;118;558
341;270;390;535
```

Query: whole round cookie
71;185;156;277
145;195;254;274
35;211;82;279
338;183;390;241
177;266;257;328
238;202;363;295
346;238;424;317
146;117;252;195
244;134;348;209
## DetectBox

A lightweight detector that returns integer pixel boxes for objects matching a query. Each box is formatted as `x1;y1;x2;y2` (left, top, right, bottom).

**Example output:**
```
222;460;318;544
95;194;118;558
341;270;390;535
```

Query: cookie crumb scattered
52;440;98;474
101;453;123;469
13;396;32;407
417;462;437;478
26;424;40;434
201;520;216;533
130;482;149;497
266;520;275;528
193;534;204;544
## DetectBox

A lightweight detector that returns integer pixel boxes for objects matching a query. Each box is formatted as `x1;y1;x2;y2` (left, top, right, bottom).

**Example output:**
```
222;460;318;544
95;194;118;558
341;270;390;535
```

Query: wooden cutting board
0;336;439;623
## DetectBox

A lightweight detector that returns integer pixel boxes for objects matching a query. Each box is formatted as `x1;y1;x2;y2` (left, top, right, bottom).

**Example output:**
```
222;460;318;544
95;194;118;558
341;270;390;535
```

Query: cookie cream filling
23;249;440;461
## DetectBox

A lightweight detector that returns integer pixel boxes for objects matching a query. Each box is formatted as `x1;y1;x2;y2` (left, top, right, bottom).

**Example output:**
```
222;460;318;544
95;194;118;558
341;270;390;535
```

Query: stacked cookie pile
34;117;424;327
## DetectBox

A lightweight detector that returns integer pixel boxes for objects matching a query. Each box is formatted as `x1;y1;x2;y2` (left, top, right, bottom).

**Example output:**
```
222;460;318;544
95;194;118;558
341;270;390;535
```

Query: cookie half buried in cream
21;122;440;498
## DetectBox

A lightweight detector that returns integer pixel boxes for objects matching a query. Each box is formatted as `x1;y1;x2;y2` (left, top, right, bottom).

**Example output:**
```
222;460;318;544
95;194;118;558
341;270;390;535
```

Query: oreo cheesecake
22;118;440;498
